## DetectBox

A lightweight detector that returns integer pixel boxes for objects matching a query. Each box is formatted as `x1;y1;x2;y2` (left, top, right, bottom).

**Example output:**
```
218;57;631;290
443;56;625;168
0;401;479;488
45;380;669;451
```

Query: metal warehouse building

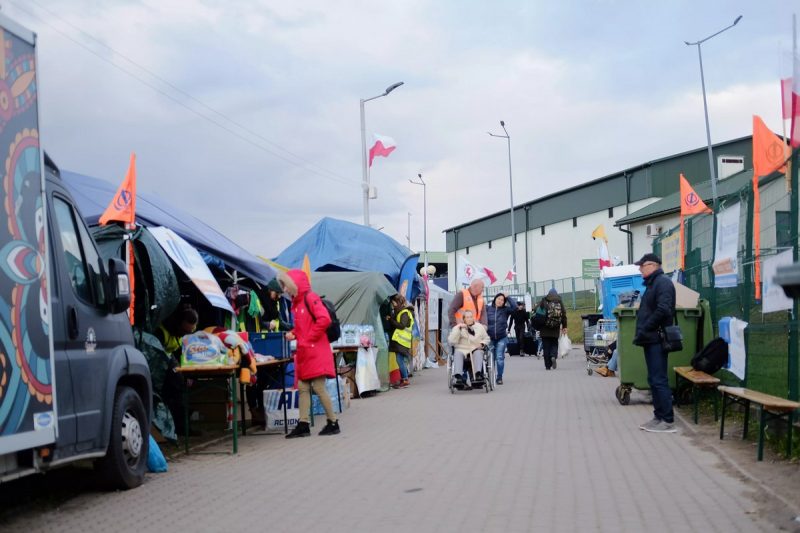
444;135;754;291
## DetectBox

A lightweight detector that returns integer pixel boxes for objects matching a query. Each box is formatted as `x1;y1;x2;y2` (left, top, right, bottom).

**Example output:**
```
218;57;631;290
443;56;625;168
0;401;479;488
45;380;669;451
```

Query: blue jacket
486;299;515;341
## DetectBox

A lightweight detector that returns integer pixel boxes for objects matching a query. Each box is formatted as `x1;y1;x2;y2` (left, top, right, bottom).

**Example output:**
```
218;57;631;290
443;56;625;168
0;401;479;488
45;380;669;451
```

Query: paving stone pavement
4;348;781;532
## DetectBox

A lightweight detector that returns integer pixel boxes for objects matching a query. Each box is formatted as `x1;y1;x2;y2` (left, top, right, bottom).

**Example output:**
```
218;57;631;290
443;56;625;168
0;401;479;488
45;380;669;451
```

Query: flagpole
359;82;404;227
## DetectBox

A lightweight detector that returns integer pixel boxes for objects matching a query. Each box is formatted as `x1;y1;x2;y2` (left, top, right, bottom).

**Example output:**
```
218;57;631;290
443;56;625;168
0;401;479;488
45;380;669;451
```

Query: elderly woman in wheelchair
447;309;491;390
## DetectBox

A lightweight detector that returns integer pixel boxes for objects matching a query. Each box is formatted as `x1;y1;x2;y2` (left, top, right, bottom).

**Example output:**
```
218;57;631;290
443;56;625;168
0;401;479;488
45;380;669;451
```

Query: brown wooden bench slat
674;366;720;385
718;386;800;412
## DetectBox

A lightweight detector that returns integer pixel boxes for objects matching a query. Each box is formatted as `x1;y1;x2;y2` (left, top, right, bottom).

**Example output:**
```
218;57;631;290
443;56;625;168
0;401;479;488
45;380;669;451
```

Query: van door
50;192;116;450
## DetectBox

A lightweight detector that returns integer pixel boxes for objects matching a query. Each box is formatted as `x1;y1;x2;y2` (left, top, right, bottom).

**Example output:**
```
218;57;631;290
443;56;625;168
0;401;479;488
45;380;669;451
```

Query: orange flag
99;153;137;226
679;174;711;269
679;174;712;216
752;116;788;301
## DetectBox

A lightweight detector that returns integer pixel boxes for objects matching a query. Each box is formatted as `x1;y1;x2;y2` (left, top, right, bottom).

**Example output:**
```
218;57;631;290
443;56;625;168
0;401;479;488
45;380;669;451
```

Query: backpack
304;293;342;343
531;306;546;330
544;300;563;329
690;337;728;374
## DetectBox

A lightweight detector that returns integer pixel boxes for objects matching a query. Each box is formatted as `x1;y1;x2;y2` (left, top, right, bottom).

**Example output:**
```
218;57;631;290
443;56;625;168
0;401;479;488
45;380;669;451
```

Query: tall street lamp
489;120;517;289
409;173;427;273
360;81;404;227
684;15;742;211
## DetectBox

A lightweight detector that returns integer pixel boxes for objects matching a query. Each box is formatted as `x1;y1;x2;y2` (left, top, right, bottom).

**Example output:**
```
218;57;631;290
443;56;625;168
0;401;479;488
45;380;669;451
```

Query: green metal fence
652;149;799;400
485;277;599;311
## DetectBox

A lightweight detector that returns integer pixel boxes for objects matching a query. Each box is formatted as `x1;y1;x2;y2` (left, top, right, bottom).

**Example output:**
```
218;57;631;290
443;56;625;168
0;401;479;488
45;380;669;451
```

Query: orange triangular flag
679;174;712;216
752;115;787;178
99;153;137;226
302;254;312;282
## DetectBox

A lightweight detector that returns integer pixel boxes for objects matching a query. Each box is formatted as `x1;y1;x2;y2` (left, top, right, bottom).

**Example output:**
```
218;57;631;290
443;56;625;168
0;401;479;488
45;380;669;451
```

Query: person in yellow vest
387;294;415;388
155;304;199;435
448;279;487;328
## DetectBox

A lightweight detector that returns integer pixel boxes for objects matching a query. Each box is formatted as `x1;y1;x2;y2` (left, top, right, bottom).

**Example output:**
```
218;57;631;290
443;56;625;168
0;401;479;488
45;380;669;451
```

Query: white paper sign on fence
727;317;747;381
762;249;793;314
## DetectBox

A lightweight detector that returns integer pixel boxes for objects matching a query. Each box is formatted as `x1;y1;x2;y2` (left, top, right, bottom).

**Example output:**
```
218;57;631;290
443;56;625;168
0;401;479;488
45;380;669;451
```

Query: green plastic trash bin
612;303;706;405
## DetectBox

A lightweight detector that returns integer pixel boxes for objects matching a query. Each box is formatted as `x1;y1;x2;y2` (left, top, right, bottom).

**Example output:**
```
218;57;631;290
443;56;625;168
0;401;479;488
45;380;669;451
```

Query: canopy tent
274;217;414;287
61;170;277;286
311;271;398;389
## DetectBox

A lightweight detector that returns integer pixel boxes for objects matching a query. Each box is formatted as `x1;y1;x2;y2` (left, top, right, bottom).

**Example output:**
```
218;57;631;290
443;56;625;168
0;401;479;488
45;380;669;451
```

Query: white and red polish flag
791;50;800;148
504;269;516;282
368;134;396;167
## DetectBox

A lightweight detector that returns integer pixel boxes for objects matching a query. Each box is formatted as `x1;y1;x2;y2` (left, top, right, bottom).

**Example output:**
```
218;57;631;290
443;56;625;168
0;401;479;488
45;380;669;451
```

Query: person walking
278;269;341;438
387;294;414;388
534;288;567;370
486;293;514;384
508;301;529;355
632;253;677;433
448;279;487;327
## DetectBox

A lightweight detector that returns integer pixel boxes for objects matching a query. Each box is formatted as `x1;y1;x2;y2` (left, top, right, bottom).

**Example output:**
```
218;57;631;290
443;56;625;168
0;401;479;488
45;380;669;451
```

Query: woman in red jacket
278;269;340;438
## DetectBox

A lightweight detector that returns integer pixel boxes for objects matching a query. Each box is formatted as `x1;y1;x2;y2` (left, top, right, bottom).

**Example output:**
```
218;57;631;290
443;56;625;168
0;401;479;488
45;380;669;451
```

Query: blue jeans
643;343;673;423
607;349;619;372
491;337;508;379
396;352;409;380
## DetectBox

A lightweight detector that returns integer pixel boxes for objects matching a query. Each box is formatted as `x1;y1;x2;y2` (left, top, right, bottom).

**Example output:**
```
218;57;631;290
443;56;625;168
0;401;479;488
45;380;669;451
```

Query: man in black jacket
633;253;677;433
508;302;529;356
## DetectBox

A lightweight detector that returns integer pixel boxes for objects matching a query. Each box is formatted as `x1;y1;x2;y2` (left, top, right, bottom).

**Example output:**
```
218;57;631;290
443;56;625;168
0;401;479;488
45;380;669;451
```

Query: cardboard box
672;279;700;309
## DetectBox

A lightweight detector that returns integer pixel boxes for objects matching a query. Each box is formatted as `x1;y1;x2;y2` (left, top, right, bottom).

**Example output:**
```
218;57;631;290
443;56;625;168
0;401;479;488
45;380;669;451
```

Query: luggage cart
585;319;617;375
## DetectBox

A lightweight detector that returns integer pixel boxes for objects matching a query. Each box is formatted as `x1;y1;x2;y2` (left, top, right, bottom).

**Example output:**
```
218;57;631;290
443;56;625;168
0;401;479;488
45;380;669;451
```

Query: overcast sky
4;0;797;262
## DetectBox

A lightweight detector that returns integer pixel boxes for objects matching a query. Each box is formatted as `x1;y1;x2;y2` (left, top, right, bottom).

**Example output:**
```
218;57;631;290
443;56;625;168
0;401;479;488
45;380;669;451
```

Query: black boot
285;421;311;439
318;419;340;436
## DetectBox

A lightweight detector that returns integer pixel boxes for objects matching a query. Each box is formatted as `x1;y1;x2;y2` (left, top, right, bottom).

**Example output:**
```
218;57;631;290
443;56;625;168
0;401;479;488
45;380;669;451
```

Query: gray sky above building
6;0;796;260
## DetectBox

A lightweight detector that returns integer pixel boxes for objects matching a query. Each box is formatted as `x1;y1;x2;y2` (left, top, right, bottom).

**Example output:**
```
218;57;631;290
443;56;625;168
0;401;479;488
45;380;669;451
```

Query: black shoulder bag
660;313;683;353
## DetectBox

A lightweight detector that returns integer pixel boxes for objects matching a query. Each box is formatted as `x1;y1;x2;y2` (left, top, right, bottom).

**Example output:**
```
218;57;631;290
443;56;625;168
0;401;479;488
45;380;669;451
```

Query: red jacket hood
285;269;311;298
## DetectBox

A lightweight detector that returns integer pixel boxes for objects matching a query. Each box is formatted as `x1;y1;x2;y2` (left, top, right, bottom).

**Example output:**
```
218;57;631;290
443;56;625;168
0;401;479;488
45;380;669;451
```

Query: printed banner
0;24;56;450
660;232;681;274
762;249;794;313
712;204;740;288
149;226;233;313
727;317;747;381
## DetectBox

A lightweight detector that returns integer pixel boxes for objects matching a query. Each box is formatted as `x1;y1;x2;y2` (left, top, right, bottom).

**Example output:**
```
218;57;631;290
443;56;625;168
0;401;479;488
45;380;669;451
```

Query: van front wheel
96;386;148;489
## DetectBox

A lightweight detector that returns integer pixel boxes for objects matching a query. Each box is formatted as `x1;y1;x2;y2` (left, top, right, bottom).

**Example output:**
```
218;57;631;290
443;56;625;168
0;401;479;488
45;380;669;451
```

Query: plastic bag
355;346;381;396
558;333;571;358
181;331;228;366
147;435;168;473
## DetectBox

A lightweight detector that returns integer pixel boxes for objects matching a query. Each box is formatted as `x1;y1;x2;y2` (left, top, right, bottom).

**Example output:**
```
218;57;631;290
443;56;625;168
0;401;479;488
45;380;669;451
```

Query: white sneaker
644;420;677;433
639;418;660;430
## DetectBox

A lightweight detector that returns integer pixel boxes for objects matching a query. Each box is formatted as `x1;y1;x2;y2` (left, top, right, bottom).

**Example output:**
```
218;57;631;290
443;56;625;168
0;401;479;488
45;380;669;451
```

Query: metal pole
360;98;370;226
505;127;517;290
696;44;718;210
423;178;428;273
407;212;411;249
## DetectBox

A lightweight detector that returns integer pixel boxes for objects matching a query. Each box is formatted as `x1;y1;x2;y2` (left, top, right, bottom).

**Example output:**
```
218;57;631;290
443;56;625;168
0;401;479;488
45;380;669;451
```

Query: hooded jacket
535;292;567;339
278;269;335;381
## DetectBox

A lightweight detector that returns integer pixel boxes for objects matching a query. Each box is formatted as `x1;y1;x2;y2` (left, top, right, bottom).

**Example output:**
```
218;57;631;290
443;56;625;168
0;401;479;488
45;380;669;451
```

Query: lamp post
684;15;742;212
409;173;427;273
488;120;517;289
410;173;431;362
360;81;404;227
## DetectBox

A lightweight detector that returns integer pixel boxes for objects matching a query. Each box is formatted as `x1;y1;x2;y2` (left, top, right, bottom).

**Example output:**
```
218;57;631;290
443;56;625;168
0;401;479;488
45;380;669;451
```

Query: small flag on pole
99;153;137;226
368;134;396;167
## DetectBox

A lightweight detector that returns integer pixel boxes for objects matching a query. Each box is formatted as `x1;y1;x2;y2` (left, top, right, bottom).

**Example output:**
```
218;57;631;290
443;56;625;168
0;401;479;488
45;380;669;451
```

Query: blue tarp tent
274;217;414;286
60;171;276;285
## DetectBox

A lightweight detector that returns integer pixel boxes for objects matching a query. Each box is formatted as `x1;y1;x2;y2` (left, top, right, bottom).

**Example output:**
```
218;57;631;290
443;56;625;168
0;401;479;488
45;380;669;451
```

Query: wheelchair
447;346;495;394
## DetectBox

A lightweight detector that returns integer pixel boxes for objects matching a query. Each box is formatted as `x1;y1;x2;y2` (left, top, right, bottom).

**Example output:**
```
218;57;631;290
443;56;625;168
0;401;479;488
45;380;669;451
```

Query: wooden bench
674;366;720;424
718;386;800;461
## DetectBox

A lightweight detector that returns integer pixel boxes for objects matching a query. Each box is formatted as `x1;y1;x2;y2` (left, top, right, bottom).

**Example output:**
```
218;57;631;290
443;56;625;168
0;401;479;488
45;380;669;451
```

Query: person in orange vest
448;279;487;328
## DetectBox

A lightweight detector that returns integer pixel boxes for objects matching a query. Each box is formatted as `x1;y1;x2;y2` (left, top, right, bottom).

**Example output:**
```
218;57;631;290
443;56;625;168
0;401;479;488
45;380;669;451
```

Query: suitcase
522;332;537;355
507;338;520;356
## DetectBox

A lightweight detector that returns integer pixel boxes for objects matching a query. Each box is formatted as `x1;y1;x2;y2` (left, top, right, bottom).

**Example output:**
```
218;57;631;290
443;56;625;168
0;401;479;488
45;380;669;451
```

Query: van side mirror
107;258;131;314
